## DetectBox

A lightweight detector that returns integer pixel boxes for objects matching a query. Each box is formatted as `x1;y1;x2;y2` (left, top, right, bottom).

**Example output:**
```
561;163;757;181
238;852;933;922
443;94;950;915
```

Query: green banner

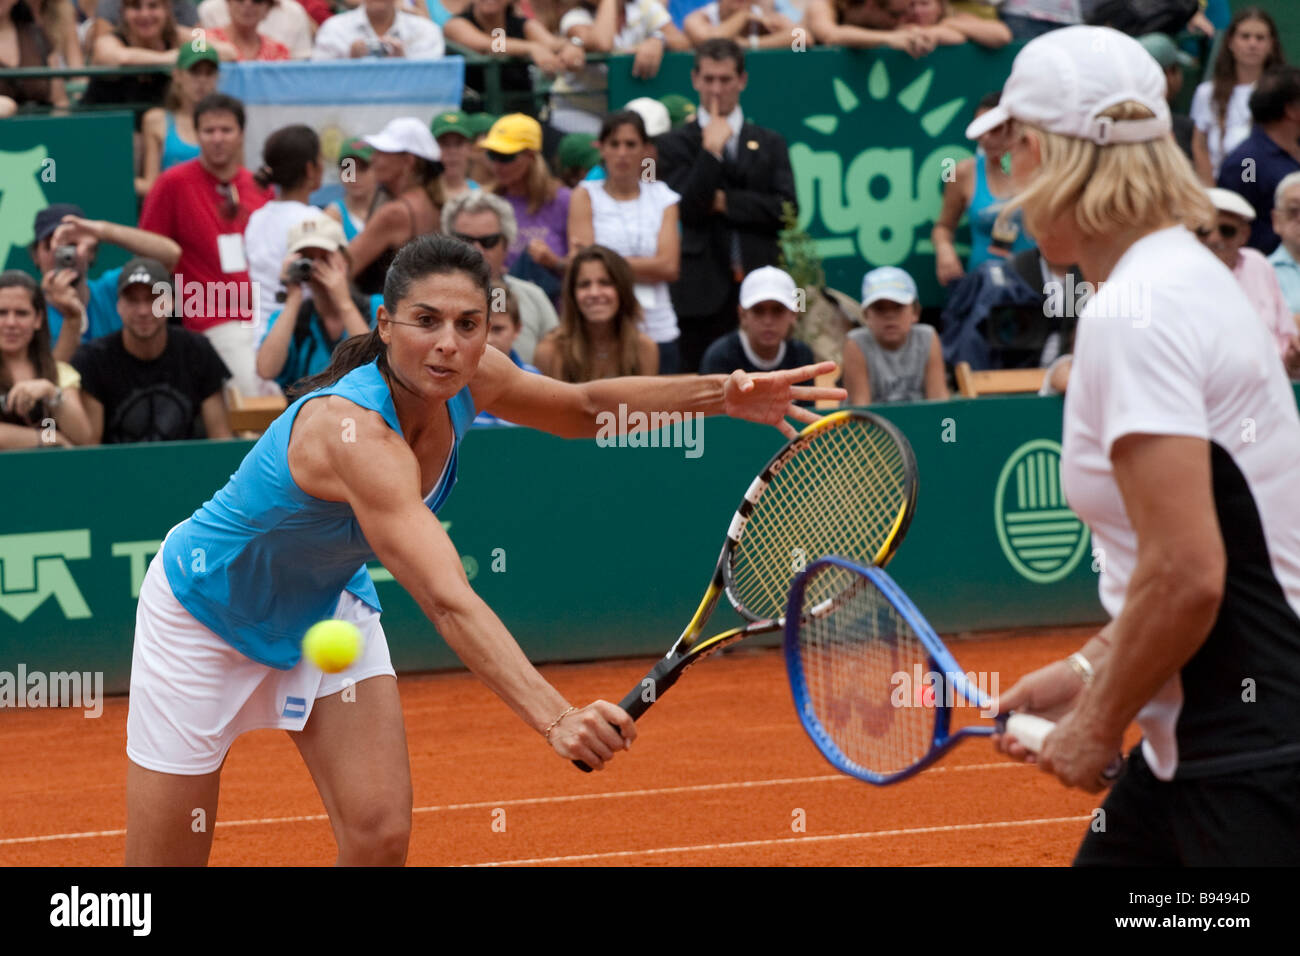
0;112;138;276
0;393;1137;694
610;45;1019;307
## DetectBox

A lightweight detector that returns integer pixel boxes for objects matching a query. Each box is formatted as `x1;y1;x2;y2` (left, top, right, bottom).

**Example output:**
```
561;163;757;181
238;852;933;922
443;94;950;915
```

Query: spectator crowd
3;1;1299;450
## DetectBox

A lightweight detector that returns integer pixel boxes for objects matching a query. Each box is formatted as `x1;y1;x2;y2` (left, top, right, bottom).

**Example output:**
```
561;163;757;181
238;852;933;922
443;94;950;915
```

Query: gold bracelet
1065;652;1095;686
544;705;577;742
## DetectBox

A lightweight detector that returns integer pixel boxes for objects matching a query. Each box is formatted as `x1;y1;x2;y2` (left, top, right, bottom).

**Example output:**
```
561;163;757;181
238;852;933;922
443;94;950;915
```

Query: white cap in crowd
739;266;800;311
1206;187;1257;221
624;97;671;138
287;215;348;255
364;117;442;162
861;266;918;308
966;25;1171;146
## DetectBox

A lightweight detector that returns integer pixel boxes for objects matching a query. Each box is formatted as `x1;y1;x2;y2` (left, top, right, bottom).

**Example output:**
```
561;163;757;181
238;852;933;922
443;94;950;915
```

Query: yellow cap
479;113;543;154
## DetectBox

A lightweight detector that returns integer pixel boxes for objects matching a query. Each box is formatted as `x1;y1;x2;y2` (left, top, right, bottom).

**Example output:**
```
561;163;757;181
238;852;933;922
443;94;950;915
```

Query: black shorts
1074;745;1300;866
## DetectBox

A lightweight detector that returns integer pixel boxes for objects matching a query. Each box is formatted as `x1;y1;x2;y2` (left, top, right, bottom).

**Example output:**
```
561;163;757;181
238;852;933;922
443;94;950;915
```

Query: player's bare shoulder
468;341;520;411
288;393;409;502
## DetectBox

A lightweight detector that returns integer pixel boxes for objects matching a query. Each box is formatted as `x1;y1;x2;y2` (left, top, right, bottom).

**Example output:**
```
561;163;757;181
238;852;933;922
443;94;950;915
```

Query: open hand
722;360;847;439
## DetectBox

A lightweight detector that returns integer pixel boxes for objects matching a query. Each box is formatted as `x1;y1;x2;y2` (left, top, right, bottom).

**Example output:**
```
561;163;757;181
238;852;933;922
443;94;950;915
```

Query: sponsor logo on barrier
790;61;970;272
994;440;1089;584
0;530;92;622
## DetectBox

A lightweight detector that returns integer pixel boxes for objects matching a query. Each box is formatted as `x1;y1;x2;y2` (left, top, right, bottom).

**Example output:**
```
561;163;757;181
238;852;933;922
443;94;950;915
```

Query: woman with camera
0;271;92;450
256;216;374;393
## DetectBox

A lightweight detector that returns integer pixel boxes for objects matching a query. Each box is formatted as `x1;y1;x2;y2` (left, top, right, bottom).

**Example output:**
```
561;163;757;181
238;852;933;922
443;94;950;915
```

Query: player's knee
338;803;411;865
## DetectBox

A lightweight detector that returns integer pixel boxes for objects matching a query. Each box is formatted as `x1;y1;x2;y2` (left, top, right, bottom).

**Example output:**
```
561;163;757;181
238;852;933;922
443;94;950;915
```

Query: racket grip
1004;713;1125;784
571;661;670;772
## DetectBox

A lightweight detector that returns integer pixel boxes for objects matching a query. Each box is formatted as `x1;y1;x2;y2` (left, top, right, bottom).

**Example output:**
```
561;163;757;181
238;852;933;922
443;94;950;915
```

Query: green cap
1138;33;1196;71
431;111;473;141
464;112;498;138
177;41;220;72
557;133;600;173
338;137;374;164
660;93;697;129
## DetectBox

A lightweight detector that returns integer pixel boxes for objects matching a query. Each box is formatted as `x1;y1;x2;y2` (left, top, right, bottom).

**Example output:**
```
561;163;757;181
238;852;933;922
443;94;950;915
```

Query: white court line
465;816;1093;867
0;761;1027;847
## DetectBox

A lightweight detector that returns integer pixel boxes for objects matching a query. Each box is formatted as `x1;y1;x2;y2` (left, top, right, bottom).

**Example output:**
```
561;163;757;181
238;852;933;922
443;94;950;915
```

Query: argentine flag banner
218;58;464;196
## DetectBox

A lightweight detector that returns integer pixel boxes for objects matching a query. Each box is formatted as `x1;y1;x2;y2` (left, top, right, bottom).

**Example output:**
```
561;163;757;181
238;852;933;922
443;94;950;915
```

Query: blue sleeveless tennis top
161;359;476;670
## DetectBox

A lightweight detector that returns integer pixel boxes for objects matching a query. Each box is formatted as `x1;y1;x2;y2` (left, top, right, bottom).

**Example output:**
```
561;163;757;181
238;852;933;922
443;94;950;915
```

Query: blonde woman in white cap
1196;187;1300;376
569;108;683;371
347;117;445;297
984;25;1300;865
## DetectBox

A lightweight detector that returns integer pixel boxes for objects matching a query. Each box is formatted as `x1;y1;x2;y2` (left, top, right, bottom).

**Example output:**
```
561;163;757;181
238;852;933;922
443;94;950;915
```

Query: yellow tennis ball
302;619;363;673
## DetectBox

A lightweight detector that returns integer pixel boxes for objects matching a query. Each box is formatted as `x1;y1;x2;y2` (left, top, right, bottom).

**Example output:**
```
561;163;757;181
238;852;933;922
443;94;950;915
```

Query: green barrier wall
0;112;138;276
7;387;1299;694
4;394;1109;695
610;45;1020;307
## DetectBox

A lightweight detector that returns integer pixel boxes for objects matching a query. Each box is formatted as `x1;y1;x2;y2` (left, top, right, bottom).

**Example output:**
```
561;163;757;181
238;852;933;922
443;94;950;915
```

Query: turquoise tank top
161;112;200;171
328;198;362;242
161;359;476;669
969;152;1035;268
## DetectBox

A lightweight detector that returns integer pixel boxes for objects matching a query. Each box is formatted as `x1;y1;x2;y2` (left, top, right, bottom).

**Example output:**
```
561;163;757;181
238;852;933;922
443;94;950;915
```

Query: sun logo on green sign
789;61;970;269
994;439;1089;584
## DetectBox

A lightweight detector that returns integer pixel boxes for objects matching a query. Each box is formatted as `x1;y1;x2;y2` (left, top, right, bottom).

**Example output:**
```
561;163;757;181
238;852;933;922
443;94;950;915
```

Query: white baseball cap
1206;187;1256;221
624;97;671;138
861;266;917;308
966;25;1171;146
364;117;442;162
739;266;799;311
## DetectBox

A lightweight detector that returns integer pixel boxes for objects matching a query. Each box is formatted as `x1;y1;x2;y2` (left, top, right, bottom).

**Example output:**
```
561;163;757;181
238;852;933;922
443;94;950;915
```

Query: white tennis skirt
126;549;396;775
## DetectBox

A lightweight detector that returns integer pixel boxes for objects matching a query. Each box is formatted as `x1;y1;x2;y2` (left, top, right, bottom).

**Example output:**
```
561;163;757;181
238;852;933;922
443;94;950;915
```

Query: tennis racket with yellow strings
575;409;918;772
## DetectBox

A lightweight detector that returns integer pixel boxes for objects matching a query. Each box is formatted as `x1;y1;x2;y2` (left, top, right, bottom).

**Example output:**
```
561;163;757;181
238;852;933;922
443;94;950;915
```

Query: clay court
0;625;1137;866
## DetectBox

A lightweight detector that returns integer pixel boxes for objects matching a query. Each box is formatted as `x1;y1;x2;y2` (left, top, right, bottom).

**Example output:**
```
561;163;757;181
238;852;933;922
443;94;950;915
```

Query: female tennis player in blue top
125;234;844;866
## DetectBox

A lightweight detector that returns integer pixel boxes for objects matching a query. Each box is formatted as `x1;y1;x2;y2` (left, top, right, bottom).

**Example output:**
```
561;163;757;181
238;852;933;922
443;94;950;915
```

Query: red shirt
208;26;293;61
139;159;272;333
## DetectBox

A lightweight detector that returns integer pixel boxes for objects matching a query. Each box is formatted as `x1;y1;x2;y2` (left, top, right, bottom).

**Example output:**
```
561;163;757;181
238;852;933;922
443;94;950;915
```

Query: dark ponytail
253;124;321;192
286;234;492;400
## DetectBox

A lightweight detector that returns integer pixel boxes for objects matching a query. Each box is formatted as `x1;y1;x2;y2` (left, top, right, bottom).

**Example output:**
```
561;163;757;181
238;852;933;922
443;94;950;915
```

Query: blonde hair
494;151;559;217
1008;102;1214;243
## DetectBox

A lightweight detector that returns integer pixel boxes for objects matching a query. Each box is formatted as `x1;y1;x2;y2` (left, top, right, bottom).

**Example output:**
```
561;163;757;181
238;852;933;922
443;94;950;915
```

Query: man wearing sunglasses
1199;188;1300;378
441;190;558;364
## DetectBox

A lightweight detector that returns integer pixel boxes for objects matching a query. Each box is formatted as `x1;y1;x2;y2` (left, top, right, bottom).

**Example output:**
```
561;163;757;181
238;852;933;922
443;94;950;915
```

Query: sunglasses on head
1196;222;1240;241
453;232;504;250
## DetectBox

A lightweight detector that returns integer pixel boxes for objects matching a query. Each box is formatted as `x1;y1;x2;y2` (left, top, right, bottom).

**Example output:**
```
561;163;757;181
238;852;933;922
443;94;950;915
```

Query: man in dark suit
656;38;797;373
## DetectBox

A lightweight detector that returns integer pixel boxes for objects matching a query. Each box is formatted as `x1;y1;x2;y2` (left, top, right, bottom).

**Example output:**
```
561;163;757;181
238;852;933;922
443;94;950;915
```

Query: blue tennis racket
783;556;1121;786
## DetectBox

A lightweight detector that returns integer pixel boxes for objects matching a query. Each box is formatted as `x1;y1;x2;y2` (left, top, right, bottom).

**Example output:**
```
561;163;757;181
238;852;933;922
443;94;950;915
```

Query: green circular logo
994;439;1088;584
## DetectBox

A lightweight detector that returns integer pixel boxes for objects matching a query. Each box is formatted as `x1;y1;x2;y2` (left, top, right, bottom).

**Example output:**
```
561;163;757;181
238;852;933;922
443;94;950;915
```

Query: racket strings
730;419;912;619
795;564;935;776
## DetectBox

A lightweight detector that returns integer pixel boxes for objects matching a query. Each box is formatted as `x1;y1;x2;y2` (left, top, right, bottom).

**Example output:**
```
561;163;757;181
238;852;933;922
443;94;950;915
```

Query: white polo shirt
312;8;445;60
1062;225;1300;781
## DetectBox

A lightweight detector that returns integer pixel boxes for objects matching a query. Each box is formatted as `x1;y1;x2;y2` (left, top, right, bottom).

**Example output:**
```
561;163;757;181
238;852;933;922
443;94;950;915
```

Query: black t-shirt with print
71;329;229;444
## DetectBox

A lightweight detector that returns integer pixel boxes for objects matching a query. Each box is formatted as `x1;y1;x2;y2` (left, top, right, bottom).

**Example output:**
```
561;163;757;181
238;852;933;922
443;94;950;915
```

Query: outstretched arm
290;399;634;769
470;341;847;439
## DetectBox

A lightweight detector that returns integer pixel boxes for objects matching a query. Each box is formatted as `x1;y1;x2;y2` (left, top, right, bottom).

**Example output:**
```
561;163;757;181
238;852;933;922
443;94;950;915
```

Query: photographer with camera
0;271;94;451
312;0;444;59
70;258;233;445
255;216;373;392
29;203;182;364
